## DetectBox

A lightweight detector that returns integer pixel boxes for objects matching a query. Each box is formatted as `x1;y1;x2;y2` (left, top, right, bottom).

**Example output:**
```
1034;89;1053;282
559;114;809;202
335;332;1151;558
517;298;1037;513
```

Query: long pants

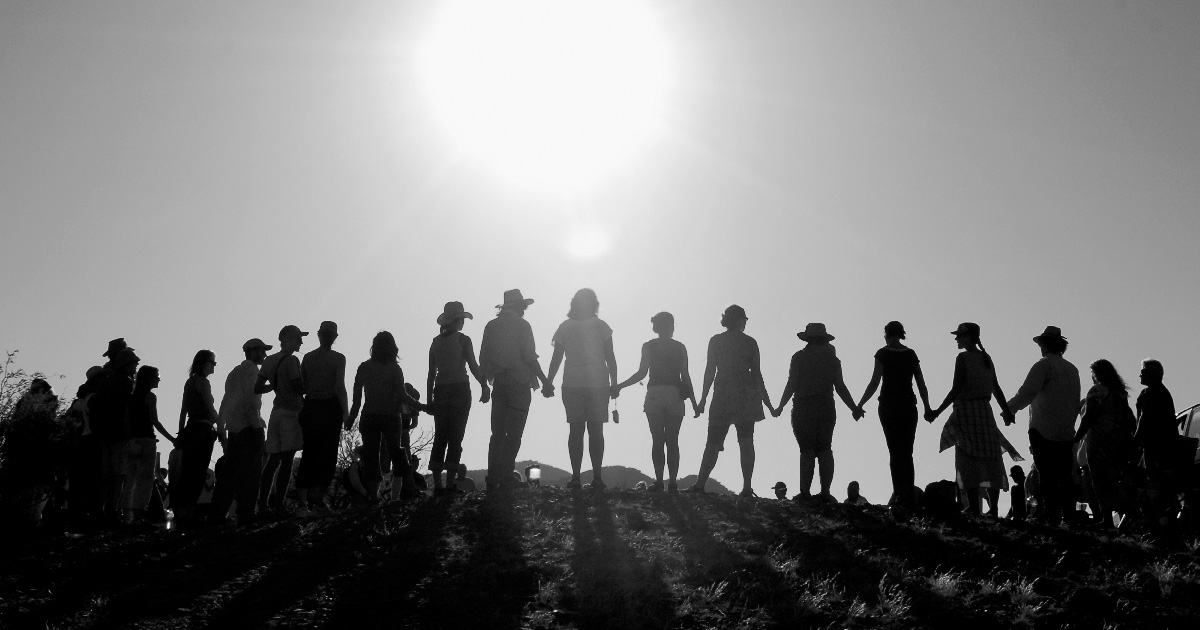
487;375;531;485
177;422;216;511
430;382;472;473
879;400;918;506
209;427;265;523
120;437;158;511
360;413;412;485
296;398;342;488
1029;428;1075;523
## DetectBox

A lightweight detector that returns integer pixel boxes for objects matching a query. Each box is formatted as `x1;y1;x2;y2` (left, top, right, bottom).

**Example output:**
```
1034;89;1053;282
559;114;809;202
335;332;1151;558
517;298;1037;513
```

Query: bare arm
546;344;566;387
750;342;771;409
347;375;363;430
834;375;860;419
857;358;884;410
148;393;175;445
461;336;490;402
616;344;651;390
930;354;967;420
680;345;699;410
603;336;618;398
426;345;437;405
698;338;717;413
178;387;188;436
914;363;932;413
335;356;349;424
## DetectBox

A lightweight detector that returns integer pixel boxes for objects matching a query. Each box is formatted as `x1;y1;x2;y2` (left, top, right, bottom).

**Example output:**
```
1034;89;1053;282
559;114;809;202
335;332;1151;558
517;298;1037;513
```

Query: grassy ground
3;489;1200;629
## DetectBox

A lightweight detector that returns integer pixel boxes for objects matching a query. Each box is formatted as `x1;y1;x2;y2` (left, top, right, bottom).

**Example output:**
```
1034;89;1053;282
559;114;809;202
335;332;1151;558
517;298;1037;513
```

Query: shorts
705;421;755;452
265;406;303;454
644;385;685;418
792;396;836;454
562;386;610;424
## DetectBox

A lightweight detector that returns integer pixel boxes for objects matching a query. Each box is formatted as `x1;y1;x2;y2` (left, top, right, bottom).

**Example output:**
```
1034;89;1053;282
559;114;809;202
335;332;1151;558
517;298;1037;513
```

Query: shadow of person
564;492;673;630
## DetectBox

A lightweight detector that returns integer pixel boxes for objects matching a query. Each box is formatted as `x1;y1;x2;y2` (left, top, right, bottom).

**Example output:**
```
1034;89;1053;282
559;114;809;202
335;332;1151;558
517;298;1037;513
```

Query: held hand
852;407;864;421
480;386;491;404
542;383;556;398
924;409;938;423
691;401;701;418
770;406;782;418
696;399;707;416
1001;411;1015;426
610;384;620;399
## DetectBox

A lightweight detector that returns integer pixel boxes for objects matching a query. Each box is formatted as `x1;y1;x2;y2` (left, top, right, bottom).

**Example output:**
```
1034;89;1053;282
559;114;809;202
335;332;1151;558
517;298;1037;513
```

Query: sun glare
418;0;671;190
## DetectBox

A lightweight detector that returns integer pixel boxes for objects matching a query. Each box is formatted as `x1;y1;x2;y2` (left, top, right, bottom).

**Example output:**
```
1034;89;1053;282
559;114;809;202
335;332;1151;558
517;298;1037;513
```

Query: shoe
817;492;836;505
791;492;812;503
667;482;679;493
592;479;607;491
738;489;758;498
649;481;664;492
566;478;583;490
685;484;706;494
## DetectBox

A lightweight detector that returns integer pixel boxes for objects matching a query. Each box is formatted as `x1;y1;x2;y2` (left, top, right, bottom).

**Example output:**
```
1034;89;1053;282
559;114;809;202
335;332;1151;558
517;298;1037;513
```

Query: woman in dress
691;305;772;496
176;350;219;524
615;312;698;492
927;323;1021;516
1073;359;1137;528
427;301;491;495
856;321;932;508
546;288;618;490
348;331;426;502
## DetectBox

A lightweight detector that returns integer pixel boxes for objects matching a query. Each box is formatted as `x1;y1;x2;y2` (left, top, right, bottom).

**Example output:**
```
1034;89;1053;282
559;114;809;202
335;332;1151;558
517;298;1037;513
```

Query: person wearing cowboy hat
772;481;788;500
928;323;1022;517
1006;325;1081;525
690;305;773;497
771;323;862;503
478;289;553;492
426;301;491;495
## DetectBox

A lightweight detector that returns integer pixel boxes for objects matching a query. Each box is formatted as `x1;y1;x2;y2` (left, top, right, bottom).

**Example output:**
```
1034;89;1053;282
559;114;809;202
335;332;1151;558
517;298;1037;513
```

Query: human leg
646;412;668;482
588;418;605;485
693;423;731;490
734;422;756;493
568;422;586;480
664;413;683;485
880;402;918;505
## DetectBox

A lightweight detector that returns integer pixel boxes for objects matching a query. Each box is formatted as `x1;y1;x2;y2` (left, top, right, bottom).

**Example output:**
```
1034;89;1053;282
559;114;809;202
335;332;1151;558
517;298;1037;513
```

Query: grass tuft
875;576;911;622
926;569;964;598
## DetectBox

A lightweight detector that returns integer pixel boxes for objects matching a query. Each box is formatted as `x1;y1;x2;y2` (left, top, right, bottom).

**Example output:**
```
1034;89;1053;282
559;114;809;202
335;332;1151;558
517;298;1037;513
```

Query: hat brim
437;312;474;326
797;333;834;342
496;299;535;309
1032;334;1065;343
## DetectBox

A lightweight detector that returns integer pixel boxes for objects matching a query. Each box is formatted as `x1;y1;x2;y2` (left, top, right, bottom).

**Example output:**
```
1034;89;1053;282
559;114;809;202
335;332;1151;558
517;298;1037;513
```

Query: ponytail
977;337;995;372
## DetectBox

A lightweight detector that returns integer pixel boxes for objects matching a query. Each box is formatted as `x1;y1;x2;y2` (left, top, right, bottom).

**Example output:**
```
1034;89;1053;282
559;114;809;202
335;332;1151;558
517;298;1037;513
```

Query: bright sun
418;0;671;190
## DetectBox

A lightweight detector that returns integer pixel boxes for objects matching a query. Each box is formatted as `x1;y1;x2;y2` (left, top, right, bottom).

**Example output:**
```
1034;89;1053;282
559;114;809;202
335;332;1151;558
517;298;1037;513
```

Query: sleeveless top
183;375;215;424
645;338;686;391
956;352;994;400
876;347;919;404
430;331;471;385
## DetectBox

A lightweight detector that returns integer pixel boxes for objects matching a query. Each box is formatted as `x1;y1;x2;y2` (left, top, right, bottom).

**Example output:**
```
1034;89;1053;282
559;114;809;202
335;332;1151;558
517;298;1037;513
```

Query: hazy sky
3;1;1199;500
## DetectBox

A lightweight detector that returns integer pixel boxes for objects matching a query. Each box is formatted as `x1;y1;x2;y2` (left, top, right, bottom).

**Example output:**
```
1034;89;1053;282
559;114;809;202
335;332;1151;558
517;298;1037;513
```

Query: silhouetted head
1089;359;1128;395
278;325;308;353
1140;359;1164;385
497;289;534;315
847;480;860;498
317;321;338;346
189;350;216;378
1032;326;1068;355
1010;465;1025;481
28;378;52;396
951;322;981;346
370;331;399;364
437;301;473;334
651;312;674;336
103;338;130;358
109;348;140;376
773;481;787;499
884;321;906;340
567;288;600;320
720;305;748;330
797;323;834;344
135;365;160;391
457;462;469;479
242;338;272;364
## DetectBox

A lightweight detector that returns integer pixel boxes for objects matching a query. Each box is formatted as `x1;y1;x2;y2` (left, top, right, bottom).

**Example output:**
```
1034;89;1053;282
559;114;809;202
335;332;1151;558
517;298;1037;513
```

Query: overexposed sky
3;0;1199;500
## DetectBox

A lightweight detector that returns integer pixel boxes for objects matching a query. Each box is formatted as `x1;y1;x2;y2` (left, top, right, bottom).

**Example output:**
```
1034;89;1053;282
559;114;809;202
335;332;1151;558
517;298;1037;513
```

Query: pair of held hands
923;408;1016;426
768;405;866;421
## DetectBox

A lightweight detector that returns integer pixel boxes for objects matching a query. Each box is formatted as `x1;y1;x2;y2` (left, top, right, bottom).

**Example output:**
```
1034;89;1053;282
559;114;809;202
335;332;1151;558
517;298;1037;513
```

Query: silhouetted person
410;455;428;493
928;323;1021;517
478;289;553;492
615;311;698;493
175;350;219;525
1135;359;1177;471
95;348;139;525
844;481;869;506
691;305;772;497
1006;326;1080;526
294;321;349;517
547;289;618;491
257;325;307;513
1;379;59;524
209;338;271;524
1007;465;1028;521
773;481;788;500
66;366;106;529
455;463;477;493
1074;359;1137;528
774;323;862;503
856;321;932;509
122;366;174;524
347;331;426;502
427;301;490;495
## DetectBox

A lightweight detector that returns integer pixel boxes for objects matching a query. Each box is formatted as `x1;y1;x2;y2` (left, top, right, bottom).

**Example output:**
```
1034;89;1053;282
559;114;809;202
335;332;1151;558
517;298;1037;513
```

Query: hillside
457;461;736;495
2;489;1199;629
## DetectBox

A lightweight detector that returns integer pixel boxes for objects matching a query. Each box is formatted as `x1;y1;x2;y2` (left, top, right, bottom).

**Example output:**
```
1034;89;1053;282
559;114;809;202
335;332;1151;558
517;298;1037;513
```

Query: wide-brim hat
1032;325;1066;343
772;481;787;490
497;289;535;309
951;322;980;339
437;301;474;326
797;322;834;342
103;338;130;358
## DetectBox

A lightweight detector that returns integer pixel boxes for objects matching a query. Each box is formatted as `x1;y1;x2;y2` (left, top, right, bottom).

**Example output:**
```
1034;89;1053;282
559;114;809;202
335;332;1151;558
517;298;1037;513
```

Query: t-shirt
645;338;687;391
552;317;613;388
788;343;842;401
429;332;472;386
479;310;539;385
875;347;920;404
260;352;303;412
301;348;345;400
355;359;406;417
